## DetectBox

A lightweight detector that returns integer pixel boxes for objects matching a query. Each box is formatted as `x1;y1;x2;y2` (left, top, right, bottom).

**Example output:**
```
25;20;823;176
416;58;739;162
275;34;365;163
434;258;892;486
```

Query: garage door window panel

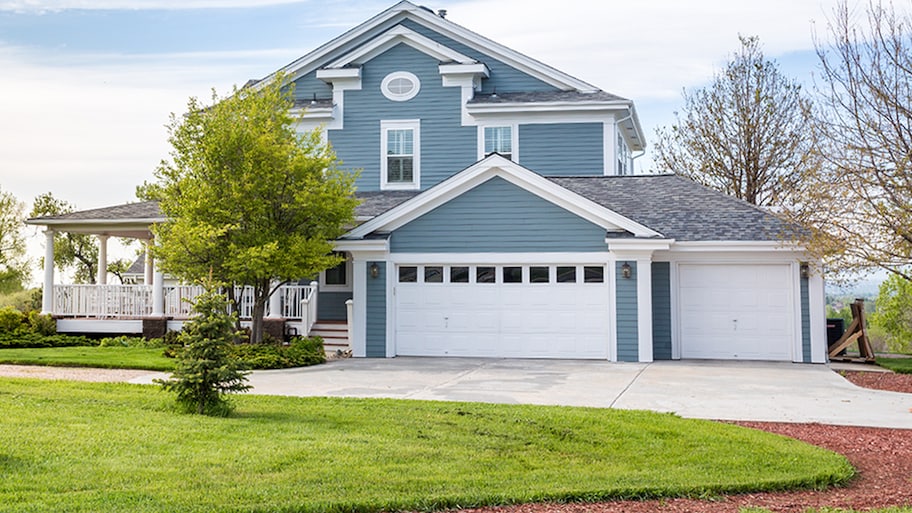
530;266;550;283
450;266;469;283
477;266;496;283
503;266;523;283
584;266;604;283
556;266;577;283
399;266;418;283
425;266;443;283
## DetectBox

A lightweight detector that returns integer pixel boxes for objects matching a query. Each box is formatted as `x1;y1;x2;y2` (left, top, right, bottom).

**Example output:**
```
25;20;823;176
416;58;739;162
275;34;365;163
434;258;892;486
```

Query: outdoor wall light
800;263;809;279
370;263;380;279
621;262;632;279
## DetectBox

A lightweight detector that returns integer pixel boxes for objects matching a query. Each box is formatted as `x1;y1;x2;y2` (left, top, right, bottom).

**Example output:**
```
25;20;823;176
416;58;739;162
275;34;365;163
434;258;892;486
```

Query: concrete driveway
131;358;912;428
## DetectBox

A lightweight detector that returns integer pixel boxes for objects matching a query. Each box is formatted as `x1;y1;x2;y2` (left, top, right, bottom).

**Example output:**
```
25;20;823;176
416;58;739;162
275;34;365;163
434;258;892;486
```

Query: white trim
670;241;805;252
438;63;490;77
351;256;368;357
385;260;395;358
333;238;389;253
809;269;827;363
315;68;361;80
636;257;653;363
467;100;632;115
264;1;598;94
348;154;661;238
56;319;143;334
389;252;613;265
381;71;421;102
326;25;476;68
319;253;353;292
476;124;518;162
380;119;421;191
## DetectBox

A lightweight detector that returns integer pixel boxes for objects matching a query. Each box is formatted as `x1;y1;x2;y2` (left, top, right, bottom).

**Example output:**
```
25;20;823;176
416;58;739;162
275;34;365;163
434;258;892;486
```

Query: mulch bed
460;371;912;513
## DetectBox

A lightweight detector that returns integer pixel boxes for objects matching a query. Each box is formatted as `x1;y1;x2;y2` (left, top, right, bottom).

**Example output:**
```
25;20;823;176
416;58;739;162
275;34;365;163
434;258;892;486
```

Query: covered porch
25;202;338;342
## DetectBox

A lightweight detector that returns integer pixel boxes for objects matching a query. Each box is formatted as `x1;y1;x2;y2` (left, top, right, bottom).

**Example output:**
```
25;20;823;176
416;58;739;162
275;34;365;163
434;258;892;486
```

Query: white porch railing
53;283;316;322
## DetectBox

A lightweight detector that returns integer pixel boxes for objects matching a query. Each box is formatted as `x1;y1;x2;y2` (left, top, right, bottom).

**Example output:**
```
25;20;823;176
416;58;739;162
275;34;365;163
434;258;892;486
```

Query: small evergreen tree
157;289;250;416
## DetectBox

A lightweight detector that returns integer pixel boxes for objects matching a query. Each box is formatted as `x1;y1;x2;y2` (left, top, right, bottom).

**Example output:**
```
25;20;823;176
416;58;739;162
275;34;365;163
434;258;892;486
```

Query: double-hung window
381;120;420;190
479;125;516;161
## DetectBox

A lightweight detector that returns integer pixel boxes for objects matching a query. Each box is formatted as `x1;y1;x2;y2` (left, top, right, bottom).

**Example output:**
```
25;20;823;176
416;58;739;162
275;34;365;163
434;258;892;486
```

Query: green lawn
876;356;912;374
0;346;174;371
0;378;853;513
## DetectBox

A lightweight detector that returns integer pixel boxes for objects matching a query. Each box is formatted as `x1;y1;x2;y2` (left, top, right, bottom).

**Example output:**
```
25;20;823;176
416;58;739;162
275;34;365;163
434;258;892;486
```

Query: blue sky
0;0;875;268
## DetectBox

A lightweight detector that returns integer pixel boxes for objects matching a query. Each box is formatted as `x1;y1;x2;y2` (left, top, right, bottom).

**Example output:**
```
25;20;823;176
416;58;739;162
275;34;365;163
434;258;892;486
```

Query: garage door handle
733;319;738;331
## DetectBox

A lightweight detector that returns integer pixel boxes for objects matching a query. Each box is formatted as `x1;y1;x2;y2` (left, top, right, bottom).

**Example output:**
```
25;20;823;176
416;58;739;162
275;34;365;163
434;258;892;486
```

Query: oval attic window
382;72;420;101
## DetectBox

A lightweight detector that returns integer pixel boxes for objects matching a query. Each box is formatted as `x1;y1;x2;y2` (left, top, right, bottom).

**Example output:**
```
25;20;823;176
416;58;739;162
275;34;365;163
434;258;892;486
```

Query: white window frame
320;253;353;292
381;119;421;190
616;131;632;175
477;124;518;162
381;71;421;102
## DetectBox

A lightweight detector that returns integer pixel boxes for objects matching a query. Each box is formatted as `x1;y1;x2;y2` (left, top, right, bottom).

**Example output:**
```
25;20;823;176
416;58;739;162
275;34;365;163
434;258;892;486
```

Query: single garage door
679;264;795;360
395;264;610;358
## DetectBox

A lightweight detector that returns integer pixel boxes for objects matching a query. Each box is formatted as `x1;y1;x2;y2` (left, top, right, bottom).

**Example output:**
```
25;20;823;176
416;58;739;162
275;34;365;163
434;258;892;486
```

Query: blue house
28;1;828;363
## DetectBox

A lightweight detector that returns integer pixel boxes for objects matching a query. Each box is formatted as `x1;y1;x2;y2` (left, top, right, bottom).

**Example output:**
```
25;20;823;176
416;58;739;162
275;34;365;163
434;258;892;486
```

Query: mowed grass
0;346;174;371
876;356;912;374
0;378;853;513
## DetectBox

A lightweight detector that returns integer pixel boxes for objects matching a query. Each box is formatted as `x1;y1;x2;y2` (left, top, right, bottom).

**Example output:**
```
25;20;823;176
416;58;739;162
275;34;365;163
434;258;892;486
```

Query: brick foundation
263;318;286;342
142;317;168;340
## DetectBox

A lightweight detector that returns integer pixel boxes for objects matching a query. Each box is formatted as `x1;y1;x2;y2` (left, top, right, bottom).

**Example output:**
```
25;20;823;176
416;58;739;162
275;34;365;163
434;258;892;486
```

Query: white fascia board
326;25;476;68
438;63;490;77
26;217;165;227
290;107;334;120
671;241;805;252
259;1;598;94
467;100;631;115
402;3;599;92
389;252;613;264
333;239;389;254
316;68;361;80
606;239;674;255
259;2;413;87
346;154;661;239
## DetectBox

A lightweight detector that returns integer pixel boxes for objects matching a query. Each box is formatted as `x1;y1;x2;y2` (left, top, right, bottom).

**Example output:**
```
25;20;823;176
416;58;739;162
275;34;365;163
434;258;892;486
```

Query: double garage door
395;264;610;359
678;264;795;361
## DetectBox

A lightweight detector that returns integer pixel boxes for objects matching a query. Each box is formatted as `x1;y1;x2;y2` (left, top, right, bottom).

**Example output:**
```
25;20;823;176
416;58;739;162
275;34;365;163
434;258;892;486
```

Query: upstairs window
480;125;516;161
381;120;420;190
617;131;632;175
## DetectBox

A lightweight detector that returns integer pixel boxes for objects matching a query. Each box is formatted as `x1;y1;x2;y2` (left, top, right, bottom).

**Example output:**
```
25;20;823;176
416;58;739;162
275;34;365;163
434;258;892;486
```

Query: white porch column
42;229;55;315
809;267;827;363
151;266;164;317
97;235;109;285
635;257;654;363
144;240;153;285
266;281;283;319
351;255;368;357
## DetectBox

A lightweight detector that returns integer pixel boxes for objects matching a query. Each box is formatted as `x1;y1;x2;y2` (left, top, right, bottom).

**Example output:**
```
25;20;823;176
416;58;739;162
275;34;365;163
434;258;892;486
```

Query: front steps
309;320;351;357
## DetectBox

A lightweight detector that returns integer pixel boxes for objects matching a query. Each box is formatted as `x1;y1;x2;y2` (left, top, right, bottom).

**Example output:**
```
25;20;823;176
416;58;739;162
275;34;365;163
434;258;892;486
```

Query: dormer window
381;72;420;101
479;125;517;161
617;131;632;175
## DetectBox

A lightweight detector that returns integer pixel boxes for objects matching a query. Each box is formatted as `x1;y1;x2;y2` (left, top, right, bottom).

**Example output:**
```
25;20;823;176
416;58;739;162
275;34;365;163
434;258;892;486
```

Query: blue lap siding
317;291;351;321
651;262;672;360
616;261;638;362
365;262;387;357
519;123;604;176
390;176;608;252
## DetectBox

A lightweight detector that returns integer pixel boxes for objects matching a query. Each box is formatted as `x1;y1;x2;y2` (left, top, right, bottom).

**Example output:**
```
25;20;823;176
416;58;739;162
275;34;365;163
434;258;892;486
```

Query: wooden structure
828;299;876;363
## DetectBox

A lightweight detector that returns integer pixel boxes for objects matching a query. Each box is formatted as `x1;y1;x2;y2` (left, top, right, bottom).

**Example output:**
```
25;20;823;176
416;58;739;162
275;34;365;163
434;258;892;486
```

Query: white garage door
395;264;610;358
679;264;795;361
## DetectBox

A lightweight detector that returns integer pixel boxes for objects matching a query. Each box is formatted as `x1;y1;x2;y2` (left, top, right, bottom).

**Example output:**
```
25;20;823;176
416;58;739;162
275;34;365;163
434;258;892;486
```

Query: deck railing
53;283;316;321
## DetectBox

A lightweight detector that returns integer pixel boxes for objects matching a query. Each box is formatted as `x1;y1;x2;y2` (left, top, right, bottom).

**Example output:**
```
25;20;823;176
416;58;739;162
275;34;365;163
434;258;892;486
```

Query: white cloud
0;0;308;12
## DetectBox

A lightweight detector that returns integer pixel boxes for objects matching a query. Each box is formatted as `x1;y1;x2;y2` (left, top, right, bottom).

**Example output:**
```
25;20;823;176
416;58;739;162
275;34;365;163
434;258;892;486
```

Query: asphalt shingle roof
355;191;420;217
547;174;794;241
468;90;629;104
28;201;164;223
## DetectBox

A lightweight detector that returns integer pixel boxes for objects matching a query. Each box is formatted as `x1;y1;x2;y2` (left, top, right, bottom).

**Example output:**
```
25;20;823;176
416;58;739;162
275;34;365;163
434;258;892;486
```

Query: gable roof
548;175;795;242
259;1;600;94
345;154;662;239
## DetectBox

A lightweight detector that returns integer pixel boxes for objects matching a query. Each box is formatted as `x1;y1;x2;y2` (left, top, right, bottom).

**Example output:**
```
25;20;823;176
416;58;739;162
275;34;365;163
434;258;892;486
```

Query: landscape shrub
0;306;25;333
229;336;325;369
98;335;163;348
0;332;95;348
27;311;56;336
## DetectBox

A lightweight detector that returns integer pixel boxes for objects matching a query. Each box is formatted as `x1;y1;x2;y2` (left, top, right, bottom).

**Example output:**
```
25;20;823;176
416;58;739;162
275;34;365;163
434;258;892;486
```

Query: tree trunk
250;285;269;344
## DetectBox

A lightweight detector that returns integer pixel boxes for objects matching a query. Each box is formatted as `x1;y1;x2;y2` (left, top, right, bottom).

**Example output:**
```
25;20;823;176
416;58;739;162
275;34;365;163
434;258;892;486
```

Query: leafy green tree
156;289;250;416
653;35;819;206
142;75;358;343
870;273;912;353
0;186;28;294
788;2;912;281
30;193;98;284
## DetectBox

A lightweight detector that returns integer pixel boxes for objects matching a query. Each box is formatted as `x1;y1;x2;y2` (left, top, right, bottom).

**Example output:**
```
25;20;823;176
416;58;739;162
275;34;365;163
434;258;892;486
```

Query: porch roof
25;201;164;239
